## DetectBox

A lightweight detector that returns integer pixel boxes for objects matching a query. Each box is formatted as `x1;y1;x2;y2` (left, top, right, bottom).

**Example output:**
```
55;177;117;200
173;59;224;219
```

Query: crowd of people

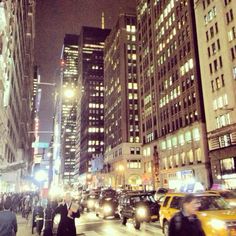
0;191;81;236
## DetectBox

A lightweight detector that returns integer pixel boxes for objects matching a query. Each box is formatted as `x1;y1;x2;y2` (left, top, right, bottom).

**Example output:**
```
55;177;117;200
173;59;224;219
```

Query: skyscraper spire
101;12;105;29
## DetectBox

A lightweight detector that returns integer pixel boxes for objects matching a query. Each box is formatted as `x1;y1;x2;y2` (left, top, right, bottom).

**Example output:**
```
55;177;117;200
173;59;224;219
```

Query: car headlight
137;207;147;218
208;219;226;230
103;205;112;214
229;202;236;207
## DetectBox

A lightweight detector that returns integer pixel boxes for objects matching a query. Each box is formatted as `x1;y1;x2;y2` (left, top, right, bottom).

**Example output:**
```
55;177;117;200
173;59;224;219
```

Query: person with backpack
168;194;205;236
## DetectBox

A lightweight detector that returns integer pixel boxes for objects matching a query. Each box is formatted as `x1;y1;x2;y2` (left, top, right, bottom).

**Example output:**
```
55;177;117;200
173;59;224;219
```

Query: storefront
219;157;236;189
162;168;205;192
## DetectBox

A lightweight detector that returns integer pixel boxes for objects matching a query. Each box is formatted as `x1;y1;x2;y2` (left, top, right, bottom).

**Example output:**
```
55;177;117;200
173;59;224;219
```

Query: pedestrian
53;192;80;236
168;194;205;236
0;196;17;236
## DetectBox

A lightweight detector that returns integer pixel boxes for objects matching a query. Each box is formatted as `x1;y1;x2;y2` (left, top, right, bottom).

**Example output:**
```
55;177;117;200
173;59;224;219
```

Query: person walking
0;196;17;236
53;192;80;236
168;194;205;236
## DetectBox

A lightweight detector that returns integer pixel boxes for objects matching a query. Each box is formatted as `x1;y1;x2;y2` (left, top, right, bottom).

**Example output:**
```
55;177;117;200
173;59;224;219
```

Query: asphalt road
56;212;164;236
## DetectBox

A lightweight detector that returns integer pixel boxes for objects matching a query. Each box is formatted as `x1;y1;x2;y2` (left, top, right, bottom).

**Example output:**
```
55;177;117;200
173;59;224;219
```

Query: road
56;212;164;236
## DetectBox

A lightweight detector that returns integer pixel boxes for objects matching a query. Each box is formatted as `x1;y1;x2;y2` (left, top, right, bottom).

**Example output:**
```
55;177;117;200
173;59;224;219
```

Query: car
206;190;236;208
80;193;100;212
154;187;168;202
118;192;160;230
159;193;236;236
95;189;119;219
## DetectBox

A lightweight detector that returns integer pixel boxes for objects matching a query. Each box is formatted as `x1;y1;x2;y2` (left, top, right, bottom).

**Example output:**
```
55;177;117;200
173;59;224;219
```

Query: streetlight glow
35;169;48;182
64;88;75;98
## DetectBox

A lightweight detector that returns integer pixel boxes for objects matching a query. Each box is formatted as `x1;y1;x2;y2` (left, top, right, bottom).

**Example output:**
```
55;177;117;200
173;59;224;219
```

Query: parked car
118;192;160;230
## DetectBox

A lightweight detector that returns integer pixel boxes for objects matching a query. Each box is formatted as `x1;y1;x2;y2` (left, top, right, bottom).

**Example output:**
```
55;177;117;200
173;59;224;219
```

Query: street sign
32;142;49;148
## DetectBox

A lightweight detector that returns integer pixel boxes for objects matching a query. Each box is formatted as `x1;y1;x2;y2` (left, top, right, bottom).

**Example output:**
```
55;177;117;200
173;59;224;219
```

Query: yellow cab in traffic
205;190;236;208
159;192;236;236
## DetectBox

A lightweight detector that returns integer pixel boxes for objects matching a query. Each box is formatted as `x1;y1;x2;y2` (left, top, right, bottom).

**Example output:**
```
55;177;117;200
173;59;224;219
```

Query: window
136;147;141;155
220;157;236;175
185;131;192;142
130;147;135;154
219;134;231;147
170;197;182;209
128;160;141;169
192;128;200;141
163;197;171;207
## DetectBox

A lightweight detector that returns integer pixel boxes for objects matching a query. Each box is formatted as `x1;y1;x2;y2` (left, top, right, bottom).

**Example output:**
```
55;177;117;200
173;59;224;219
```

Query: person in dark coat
168;194;205;236
0;197;17;236
54;192;80;236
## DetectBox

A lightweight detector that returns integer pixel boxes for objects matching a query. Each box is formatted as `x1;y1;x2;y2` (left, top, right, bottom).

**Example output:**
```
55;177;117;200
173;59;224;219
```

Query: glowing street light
35;169;48;182
64;88;75;98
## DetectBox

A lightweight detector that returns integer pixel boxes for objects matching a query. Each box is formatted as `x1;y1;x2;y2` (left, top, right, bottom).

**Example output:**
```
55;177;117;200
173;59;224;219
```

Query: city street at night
1;0;236;236
55;212;163;236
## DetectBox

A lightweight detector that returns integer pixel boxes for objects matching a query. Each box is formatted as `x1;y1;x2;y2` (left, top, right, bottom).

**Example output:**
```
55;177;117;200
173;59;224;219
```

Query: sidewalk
17;214;32;236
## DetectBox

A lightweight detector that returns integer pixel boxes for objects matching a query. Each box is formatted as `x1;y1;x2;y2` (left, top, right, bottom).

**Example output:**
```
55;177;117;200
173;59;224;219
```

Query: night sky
34;0;136;142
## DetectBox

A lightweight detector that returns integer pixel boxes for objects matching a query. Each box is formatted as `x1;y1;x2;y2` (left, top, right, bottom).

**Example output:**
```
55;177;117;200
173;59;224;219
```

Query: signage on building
32;142;49;148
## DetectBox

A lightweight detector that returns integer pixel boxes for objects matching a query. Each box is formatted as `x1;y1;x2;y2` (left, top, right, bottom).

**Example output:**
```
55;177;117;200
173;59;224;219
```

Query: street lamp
64;88;75;98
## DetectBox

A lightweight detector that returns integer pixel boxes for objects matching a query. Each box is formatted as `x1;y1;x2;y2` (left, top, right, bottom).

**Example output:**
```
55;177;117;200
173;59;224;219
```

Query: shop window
220;157;236;175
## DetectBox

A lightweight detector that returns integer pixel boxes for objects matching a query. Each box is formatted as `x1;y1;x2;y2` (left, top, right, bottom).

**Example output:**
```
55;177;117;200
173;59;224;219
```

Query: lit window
172;137;177;147
167;139;172;149
185;131;192;142
192;128;200;141
161;141;166;150
178;134;185;145
126;25;131;32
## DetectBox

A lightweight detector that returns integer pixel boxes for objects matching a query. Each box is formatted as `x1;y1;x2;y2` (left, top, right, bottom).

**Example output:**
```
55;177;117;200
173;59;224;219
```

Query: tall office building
75;27;110;185
0;0;35;191
104;13;143;189
137;0;210;190
32;66;41;160
195;0;236;188
60;34;79;183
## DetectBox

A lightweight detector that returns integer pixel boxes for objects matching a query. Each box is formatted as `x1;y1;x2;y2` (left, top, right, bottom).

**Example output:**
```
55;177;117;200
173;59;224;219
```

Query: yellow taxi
159;193;236;236
206;190;236;208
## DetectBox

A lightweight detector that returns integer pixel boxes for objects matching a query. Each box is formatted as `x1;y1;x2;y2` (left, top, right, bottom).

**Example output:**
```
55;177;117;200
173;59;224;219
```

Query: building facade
75;27;110;186
137;0;210;190
0;0;35;191
104;13;143;190
195;0;236;188
60;34;79;183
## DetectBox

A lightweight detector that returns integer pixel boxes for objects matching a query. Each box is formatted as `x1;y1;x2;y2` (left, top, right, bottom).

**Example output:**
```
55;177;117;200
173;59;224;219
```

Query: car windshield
220;191;236;199
131;195;156;203
198;196;231;211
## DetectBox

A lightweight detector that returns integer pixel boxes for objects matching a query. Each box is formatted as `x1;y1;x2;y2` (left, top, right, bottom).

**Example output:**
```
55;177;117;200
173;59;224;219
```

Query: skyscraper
0;0;35;191
137;0;210;190
195;0;236;188
75;27;110;185
104;13;143;189
61;34;79;183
